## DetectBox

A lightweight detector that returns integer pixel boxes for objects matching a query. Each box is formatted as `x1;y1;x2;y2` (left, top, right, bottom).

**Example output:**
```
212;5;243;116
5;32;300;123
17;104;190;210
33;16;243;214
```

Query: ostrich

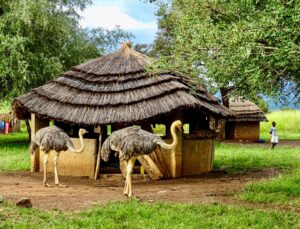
30;126;88;187
101;120;182;198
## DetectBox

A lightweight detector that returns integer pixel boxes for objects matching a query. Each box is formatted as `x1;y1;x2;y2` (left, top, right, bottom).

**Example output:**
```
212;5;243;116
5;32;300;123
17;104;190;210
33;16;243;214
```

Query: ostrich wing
119;129;162;160
101;126;141;161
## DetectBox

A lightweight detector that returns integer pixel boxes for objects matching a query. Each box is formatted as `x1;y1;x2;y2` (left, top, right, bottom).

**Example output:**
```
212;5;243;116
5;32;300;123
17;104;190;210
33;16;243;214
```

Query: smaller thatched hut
224;99;267;141
0;112;20;133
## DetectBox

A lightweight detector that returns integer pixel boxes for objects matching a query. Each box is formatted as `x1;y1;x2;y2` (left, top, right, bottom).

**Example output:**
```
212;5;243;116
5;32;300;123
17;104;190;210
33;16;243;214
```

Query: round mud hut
13;43;232;179
225;99;267;141
0;112;20;134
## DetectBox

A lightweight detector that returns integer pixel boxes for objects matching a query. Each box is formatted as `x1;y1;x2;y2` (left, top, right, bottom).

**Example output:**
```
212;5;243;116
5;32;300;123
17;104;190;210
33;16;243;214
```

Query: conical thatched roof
228;99;267;122
13;43;232;126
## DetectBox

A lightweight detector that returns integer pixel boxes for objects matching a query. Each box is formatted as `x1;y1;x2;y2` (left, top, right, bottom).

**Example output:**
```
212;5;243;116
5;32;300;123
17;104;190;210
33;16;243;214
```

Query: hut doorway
225;122;235;139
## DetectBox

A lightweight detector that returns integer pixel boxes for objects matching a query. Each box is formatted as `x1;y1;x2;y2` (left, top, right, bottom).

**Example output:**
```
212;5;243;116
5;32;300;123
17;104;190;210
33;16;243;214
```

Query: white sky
79;0;158;43
80;5;156;31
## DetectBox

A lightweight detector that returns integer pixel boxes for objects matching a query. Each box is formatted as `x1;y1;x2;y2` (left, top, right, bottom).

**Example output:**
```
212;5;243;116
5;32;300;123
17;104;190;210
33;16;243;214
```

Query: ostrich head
79;128;88;135
172;120;183;130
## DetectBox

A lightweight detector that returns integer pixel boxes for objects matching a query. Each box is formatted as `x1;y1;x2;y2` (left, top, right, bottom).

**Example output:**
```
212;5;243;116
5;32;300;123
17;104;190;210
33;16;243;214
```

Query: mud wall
38;138;97;177
234;121;260;141
182;139;214;176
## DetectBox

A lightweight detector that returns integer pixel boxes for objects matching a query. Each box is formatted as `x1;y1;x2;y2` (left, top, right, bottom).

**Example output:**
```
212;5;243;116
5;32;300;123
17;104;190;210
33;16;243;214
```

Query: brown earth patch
0;168;286;212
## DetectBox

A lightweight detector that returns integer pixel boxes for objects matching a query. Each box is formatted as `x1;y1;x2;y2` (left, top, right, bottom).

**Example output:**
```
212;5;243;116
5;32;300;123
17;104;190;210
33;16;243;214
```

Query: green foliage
151;0;300;102
1;200;300;228
0;100;11;113
260;110;300;140
0;0;132;100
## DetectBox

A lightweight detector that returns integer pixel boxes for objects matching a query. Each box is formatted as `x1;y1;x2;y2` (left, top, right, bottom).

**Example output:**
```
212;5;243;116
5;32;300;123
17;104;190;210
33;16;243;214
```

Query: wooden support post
137;155;163;180
25;119;31;142
94;126;102;180
30;113;49;172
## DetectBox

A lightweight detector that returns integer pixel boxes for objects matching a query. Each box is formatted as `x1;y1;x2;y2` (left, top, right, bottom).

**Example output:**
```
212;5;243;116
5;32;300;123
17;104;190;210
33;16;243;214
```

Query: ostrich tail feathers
101;138;111;162
29;142;39;155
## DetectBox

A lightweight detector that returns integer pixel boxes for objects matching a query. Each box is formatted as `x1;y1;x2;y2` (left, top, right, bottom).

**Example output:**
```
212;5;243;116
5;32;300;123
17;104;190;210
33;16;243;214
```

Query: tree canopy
150;0;300;104
0;0;132;99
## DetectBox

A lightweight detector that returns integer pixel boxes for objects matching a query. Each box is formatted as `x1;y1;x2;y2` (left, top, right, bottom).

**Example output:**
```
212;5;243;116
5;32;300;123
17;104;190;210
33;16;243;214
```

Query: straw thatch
228;99;267;122
13;43;232;126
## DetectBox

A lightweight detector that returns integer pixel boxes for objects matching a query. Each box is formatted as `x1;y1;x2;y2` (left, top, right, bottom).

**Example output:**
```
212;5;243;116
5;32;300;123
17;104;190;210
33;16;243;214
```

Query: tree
0;0;132;99
150;0;300;104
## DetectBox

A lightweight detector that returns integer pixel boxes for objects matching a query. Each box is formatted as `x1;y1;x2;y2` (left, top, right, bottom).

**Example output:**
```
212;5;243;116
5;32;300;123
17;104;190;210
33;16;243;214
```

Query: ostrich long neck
158;123;179;150
68;131;85;153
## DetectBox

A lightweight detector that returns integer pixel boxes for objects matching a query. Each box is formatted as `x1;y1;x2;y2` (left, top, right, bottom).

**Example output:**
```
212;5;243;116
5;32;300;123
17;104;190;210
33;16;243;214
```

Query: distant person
0;121;4;133
270;121;278;150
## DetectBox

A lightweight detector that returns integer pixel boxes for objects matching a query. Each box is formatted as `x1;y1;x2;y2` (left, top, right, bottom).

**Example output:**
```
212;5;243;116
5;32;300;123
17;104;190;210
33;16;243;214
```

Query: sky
79;0;158;44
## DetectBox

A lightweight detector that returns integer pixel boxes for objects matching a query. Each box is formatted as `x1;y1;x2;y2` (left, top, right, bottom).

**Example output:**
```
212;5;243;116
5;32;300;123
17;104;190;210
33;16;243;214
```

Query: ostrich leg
53;152;60;186
53;152;67;188
125;157;136;198
42;152;50;187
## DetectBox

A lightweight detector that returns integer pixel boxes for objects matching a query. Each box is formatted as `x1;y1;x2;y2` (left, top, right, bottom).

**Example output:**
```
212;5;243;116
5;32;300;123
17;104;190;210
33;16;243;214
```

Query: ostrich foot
55;184;68;188
131;195;140;201
42;182;51;187
126;194;140;200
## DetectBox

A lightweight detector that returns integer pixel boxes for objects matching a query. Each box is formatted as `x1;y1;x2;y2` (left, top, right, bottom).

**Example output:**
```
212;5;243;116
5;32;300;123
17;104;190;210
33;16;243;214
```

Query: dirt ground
0;168;282;211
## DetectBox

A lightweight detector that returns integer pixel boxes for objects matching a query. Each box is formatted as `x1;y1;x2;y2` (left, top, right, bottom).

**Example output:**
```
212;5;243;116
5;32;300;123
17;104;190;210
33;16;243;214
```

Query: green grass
214;143;300;173
214;142;300;208
0;132;30;171
1;200;299;228
260;110;300;140
238;170;300;206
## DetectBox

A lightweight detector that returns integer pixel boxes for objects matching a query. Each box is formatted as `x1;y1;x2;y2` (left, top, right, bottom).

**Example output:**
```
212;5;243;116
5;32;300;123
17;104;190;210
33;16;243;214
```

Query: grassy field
0;110;299;228
214;143;300;172
0;133;29;171
214;142;300;208
1;200;299;228
260;110;300;140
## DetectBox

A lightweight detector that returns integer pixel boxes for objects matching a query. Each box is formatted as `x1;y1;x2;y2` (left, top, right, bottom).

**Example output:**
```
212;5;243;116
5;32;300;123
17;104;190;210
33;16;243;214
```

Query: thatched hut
0;112;20;133
225;99;267;141
13;43;232;179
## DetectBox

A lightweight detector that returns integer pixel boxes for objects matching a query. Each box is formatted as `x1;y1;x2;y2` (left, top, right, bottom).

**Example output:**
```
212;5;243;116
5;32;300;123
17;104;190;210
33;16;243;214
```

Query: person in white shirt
270;121;278;150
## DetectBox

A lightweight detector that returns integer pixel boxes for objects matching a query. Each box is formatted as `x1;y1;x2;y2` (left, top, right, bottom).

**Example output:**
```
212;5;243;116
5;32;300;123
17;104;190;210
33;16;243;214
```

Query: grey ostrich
101;120;182;198
30;126;88;187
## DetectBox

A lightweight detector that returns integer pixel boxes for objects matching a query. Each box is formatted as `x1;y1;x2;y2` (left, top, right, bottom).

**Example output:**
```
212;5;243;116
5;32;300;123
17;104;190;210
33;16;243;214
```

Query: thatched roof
13;43;232;126
229;99;267;122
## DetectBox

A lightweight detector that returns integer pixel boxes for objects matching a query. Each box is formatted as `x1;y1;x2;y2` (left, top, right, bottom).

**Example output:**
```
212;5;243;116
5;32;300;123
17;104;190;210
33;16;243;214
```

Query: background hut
13;43;232;179
225;99;267;141
0;112;20;134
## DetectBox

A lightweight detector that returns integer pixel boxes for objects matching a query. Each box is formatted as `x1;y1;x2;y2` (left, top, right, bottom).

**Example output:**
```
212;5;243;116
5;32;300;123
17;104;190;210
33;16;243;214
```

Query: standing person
270;121;278;150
